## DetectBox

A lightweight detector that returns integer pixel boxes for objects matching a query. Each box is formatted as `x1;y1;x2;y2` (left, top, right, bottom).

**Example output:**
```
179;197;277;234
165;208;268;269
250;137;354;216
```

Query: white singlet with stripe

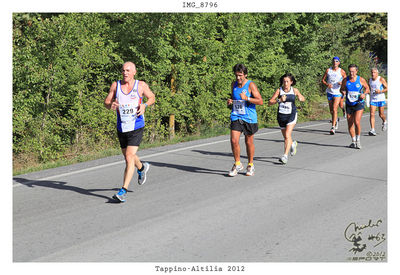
116;80;144;133
369;76;386;103
326;67;343;95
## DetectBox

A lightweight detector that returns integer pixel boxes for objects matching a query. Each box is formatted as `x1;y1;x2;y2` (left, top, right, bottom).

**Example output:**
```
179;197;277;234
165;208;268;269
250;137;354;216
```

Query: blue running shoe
113;188;127;202
138;162;150;185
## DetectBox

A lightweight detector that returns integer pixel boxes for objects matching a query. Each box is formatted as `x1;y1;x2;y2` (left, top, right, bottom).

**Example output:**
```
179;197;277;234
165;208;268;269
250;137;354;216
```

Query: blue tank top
230;80;258;123
345;76;364;106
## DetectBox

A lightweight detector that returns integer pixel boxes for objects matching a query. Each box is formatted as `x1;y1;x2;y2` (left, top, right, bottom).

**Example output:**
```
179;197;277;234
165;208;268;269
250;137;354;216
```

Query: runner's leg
354;109;364;136
347;112;355;138
230;130;241;163
244;134;255;164
370;105;376;130
332;96;341;127
122;145;140;190
328;98;334;123
378;106;386;123
281;124;295;156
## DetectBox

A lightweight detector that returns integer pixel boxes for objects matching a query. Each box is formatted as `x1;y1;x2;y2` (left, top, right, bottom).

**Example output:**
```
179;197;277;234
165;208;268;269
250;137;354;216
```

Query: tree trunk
169;64;176;140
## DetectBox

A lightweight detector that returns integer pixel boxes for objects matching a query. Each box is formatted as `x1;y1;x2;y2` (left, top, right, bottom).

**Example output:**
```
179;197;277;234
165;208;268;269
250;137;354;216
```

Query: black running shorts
346;102;365;115
117;127;144;148
230;119;258;136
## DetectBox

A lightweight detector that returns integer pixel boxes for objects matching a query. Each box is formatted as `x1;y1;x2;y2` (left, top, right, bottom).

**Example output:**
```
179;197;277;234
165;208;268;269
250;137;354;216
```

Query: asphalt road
13;114;387;262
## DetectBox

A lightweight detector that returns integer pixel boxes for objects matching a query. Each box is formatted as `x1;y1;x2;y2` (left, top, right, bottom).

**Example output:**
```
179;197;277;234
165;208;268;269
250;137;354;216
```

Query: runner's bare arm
322;68;330;87
227;81;235;105
245;82;263;105
137;82;155;116
294;88;305;102
361;77;370;94
340;79;347;96
104;82;118;110
380;77;388;94
268;89;281;106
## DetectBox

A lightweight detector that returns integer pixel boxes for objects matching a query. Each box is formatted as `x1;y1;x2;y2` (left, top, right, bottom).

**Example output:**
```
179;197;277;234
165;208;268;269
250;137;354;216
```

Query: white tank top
326;67;343;95
369;76;386;102
116;80;144;132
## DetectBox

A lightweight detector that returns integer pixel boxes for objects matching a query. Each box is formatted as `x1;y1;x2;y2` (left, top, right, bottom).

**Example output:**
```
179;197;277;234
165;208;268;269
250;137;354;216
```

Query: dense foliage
13;13;387;165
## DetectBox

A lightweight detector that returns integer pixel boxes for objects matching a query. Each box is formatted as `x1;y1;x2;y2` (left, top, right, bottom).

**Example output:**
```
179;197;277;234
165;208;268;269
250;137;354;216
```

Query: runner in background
322;56;347;134
368;67;388;136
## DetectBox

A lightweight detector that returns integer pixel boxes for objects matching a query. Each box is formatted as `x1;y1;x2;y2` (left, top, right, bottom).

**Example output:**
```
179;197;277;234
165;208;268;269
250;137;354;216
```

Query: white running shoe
290;141;298;156
279;155;288;164
246;165;255;176
330;127;335;135
335;118;339;130
368;129;377;136
228;163;244;177
382;121;387;131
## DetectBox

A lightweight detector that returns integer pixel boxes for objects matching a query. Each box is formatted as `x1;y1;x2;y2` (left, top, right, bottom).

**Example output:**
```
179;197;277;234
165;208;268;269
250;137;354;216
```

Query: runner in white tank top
104;62;155;202
322;57;347;134
368;68;388;136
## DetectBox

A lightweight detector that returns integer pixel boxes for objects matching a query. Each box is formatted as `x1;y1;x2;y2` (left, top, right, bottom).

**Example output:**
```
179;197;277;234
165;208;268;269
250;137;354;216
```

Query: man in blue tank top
104;62;155;202
340;64;370;149
227;64;263;176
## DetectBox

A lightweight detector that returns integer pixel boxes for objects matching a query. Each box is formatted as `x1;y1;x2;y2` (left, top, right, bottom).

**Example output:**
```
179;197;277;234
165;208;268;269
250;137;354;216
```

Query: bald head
121;61;137;82
122;62;136;71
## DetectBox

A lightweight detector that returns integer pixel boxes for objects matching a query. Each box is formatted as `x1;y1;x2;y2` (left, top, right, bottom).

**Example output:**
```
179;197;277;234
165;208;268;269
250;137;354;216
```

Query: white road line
13;115;369;187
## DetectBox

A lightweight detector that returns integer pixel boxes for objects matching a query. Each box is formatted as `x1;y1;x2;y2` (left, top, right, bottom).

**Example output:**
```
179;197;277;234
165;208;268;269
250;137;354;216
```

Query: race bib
119;103;138;132
347;91;360;103
232;100;246;115
279;102;292;114
328;75;338;84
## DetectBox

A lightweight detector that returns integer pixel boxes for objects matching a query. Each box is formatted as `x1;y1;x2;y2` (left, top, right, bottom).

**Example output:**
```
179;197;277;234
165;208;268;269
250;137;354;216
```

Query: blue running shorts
370;101;386;107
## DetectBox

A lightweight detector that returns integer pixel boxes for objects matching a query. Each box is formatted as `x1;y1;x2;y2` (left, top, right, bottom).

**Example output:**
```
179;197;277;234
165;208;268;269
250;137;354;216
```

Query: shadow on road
192;149;282;165
255;137;349;149
191;149;247;159
149;161;229;177
13;177;122;203
253;156;283;165
293;127;348;135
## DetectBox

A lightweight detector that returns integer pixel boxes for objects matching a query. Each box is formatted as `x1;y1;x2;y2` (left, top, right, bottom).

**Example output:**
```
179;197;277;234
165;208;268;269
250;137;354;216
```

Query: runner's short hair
348;64;358;71
233;64;248;75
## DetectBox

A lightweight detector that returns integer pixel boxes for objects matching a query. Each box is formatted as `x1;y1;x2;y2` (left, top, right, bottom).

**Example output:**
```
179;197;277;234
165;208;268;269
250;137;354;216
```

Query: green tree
13;13;122;162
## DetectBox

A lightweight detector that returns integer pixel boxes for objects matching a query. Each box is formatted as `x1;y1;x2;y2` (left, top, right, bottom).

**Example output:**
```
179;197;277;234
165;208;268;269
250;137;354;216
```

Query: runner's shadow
292;128;344;135
253;156;283;165
149;161;229;177
191;150;247;159
193;149;283;165
296;140;349;148
13;177;123;203
255;138;348;149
